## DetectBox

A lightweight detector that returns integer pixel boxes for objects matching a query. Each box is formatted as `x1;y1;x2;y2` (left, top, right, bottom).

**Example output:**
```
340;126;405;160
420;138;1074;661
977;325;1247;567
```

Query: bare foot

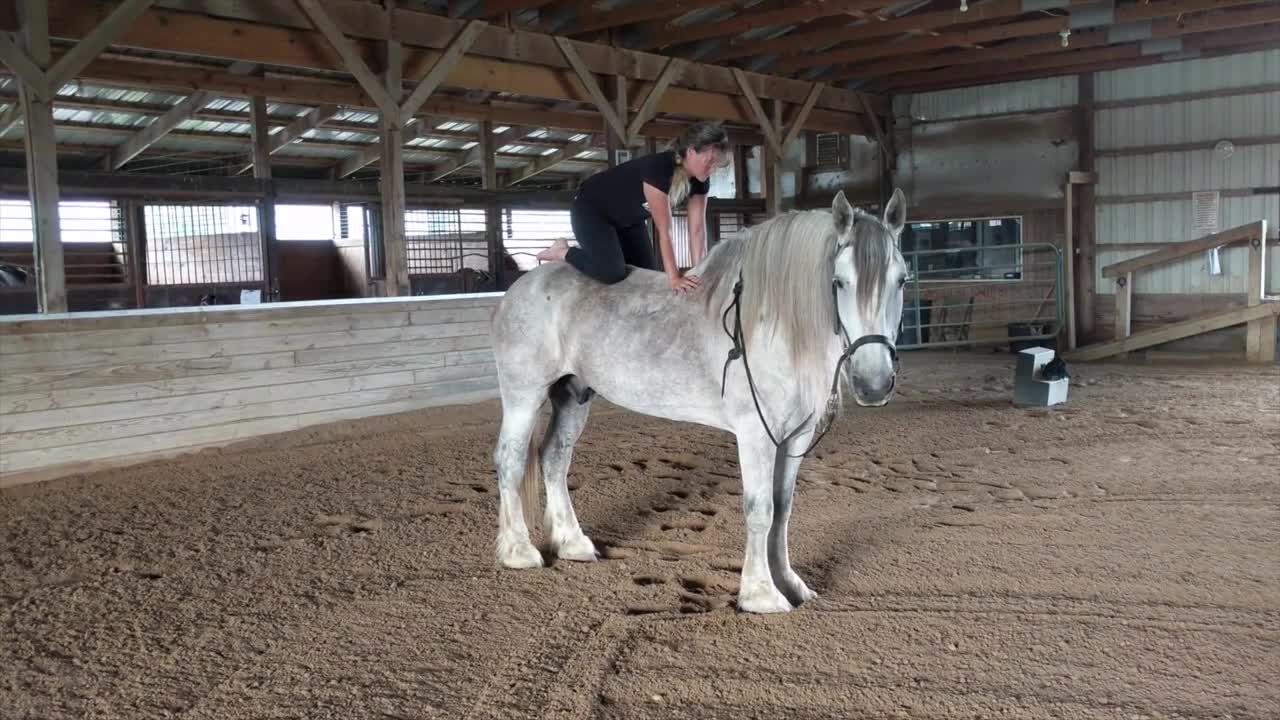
536;238;570;262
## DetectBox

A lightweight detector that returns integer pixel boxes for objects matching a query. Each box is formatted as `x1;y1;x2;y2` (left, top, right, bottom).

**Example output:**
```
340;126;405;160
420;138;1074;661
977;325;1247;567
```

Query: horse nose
854;372;896;403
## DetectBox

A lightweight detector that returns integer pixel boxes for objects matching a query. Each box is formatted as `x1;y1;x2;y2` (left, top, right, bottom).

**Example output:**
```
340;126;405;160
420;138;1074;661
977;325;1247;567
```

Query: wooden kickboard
1067;302;1280;362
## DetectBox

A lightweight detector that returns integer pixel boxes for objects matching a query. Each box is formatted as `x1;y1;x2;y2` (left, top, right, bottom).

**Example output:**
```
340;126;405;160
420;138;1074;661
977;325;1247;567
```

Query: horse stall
2;3;1278;719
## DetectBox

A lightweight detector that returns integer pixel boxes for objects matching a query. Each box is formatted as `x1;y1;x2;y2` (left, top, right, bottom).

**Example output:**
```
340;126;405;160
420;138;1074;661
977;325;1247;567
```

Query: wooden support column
606;75;627;167
761;99;783;217
479;119;503;287
17;0;65;313
1114;272;1132;359
250;95;280;301
379;15;410;297
124;199;147;309
1077;73;1098;343
1246;224;1276;363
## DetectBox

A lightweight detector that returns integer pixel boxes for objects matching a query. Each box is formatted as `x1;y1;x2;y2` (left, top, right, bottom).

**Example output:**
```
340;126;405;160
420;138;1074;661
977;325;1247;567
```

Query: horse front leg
735;431;793;614
769;433;818;606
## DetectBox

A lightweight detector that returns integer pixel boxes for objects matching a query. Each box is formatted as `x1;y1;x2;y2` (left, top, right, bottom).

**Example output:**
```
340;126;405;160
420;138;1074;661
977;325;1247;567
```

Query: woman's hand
669;271;701;295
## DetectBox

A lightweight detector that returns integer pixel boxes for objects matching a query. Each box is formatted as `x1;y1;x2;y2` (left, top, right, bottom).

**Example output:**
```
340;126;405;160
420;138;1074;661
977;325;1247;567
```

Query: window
901;216;1023;281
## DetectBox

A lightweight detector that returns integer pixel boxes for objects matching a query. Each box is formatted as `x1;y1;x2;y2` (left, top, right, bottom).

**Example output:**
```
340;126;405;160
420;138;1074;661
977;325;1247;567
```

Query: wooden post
479;119;503;289
1077;73;1098;343
250;95;280;301
1245;223;1275;363
17;0;66;313
380;25;410;297
124;199;147;310
1115;272;1132;360
761;99;783;217
1064;179;1076;350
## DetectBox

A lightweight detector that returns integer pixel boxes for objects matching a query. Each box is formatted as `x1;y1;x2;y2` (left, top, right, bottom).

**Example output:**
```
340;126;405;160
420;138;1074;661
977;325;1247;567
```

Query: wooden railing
1072;219;1276;363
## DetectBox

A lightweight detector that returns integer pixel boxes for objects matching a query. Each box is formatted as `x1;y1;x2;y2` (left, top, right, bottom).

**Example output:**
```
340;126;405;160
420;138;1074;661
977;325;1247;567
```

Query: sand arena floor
2;351;1278;719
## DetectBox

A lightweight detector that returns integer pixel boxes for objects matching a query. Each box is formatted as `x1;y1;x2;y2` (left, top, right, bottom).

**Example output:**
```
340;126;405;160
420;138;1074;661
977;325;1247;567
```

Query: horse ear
832;190;855;241
883;187;907;235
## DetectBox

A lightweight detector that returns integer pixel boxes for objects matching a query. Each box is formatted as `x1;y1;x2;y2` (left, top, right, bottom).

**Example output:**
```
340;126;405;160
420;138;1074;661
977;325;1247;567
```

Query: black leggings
565;198;656;284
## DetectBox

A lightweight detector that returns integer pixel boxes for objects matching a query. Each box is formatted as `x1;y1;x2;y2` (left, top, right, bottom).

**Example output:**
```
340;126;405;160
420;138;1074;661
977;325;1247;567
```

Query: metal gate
897;241;1064;350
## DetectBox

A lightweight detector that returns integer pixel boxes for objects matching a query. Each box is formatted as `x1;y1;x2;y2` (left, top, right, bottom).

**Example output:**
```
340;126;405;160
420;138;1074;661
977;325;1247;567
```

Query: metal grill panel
405;206;488;275
0;198;131;287
143;203;263;286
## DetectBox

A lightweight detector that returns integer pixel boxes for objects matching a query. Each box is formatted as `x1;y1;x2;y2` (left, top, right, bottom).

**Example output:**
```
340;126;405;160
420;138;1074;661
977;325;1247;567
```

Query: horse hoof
555;533;599;562
497;538;544;569
784;572;818;604
737;586;794;614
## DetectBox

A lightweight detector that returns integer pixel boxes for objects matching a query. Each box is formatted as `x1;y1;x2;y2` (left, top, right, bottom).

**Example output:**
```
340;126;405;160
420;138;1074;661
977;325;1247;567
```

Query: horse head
829;188;909;407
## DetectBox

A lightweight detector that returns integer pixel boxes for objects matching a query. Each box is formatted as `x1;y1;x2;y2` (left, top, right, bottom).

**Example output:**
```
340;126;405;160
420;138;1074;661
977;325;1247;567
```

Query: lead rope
720;271;898;459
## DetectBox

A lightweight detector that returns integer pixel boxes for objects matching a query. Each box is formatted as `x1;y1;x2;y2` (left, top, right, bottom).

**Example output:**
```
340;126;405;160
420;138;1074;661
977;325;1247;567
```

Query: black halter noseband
720;271;898;458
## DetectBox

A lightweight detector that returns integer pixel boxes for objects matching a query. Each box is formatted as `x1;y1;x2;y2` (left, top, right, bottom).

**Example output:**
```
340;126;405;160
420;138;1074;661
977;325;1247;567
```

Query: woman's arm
686;193;708;267
643;181;698;293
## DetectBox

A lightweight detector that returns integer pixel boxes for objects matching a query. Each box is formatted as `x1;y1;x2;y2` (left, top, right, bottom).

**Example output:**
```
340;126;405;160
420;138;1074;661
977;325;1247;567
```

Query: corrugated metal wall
895;77;1078;122
1094;49;1280;296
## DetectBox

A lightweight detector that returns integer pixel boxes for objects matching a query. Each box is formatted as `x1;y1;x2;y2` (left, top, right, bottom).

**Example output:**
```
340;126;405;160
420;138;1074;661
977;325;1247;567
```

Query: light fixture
1060;29;1071;47
960;0;968;10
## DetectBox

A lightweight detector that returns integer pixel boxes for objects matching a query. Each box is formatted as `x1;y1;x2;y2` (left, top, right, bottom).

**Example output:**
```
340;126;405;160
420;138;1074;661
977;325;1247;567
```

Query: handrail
1101;220;1265;279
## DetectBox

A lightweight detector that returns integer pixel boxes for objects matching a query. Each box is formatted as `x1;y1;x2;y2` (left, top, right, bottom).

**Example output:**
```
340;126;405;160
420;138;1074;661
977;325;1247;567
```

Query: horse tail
521;430;543;537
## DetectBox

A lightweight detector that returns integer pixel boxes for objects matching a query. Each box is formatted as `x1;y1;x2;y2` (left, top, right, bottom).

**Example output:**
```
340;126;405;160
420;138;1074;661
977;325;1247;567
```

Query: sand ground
2;351;1278;719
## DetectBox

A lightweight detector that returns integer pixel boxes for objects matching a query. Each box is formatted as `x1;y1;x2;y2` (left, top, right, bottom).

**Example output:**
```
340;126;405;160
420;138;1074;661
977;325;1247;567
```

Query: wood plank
0;352;298;394
0;320;493;372
0;30;50;98
49;5;871;136
293;331;491;366
0;374;500;474
625;56;684;144
1067;303;1280;362
0;351;452;416
109;90;209;169
0;294;500;334
43;0;153;91
731;68;784;161
1101;221;1265;278
783;82;825;152
553;36;629;145
398;19;485;126
3;362;498;448
292;0;401;119
146;0;888;116
638;0;883;51
0;309;413;355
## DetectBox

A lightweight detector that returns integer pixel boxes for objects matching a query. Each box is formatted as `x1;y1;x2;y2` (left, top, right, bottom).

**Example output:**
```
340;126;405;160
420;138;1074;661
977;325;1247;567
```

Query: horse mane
697;205;894;418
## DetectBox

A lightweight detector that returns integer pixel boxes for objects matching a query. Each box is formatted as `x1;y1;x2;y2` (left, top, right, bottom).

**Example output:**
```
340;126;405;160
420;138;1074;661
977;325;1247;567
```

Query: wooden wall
0;294;502;487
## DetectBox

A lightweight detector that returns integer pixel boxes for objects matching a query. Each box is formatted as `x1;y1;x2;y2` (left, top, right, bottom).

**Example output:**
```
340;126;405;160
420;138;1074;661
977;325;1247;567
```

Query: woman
536;121;729;295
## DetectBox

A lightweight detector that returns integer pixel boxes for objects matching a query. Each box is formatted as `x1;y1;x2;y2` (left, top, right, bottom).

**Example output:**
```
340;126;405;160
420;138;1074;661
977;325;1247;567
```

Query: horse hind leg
493;387;546;569
540;376;597;562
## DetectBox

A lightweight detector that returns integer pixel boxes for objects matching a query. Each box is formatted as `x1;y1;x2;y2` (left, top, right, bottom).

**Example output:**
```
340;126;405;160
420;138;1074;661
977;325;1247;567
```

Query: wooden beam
251;95;280;300
235;104;340;175
837;5;1280;82
476;0;559;17
626;56;684;145
398;19;485;126
1067;303;1280;362
636;0;884;51
711;0;1095;63
0;30;50;99
782;82;824;151
108;90;208;170
142;0;888;118
0;102;21;133
1101;222;1266;279
17;0;66;313
573;0;730;35
554;36;630;144
44;0;153;92
428;143;482;182
732;69;784;161
292;0;401;120
512;136;594;184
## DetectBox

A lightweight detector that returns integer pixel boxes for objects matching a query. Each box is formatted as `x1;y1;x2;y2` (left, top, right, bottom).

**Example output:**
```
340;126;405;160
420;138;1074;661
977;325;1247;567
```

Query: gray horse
489;188;909;613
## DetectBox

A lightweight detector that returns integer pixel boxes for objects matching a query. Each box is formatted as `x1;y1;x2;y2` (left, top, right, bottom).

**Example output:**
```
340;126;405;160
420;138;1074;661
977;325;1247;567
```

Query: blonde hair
667;121;729;208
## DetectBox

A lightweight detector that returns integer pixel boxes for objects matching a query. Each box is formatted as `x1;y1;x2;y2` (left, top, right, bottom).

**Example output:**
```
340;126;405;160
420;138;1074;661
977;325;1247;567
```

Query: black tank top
576;150;710;228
